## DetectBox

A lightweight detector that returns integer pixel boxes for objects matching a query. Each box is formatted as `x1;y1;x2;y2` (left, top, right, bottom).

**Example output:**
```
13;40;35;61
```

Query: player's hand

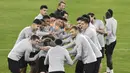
104;32;108;36
39;46;49;51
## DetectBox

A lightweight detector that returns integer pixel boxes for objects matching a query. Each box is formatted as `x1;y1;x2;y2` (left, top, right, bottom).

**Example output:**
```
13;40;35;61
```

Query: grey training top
44;45;73;72
71;34;97;64
8;39;39;61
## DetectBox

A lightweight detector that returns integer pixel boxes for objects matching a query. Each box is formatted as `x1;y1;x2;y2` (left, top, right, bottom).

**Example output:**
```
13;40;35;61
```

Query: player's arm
59;33;71;40
72;39;82;63
64;49;73;65
105;20;112;36
63;41;75;49
39;46;52;51
96;20;105;34
15;29;25;44
24;49;39;61
44;52;49;65
36;30;50;36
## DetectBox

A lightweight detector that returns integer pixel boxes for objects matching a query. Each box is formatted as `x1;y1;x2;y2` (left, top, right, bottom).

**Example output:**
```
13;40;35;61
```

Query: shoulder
35;14;43;19
22;26;31;31
48;46;54;52
112;17;117;23
77;34;85;41
87;27;95;32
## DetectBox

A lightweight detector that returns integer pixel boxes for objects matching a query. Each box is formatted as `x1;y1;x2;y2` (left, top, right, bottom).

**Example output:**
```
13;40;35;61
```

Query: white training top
85;36;102;58
70;34;97;64
15;26;34;45
65;35;102;58
105;17;117;45
35;14;43;19
44;45;73;72
8;39;39;61
89;22;96;30
94;19;105;47
82;26;102;50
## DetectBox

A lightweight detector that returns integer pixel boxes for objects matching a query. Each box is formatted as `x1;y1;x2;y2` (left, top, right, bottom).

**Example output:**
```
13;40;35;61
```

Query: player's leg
75;60;84;73
19;56;28;73
39;56;48;73
8;58;20;73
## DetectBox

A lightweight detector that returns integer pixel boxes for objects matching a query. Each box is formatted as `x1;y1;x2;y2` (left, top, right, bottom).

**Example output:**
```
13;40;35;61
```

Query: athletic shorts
8;58;20;73
19;56;28;68
100;47;105;58
39;56;49;72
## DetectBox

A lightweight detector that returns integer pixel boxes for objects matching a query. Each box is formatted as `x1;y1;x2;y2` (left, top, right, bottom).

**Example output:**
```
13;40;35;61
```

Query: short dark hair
40;19;45;22
33;19;42;25
70;26;81;32
105;11;111;19
49;13;56;18
58;1;66;6
30;35;40;40
77;17;83;21
55;39;62;45
80;17;90;24
87;12;95;17
43;15;50;20
108;9;113;17
40;5;48;10
82;14;90;23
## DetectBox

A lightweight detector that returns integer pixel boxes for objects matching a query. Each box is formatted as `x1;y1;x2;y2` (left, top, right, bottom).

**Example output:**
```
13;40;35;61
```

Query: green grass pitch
0;0;130;73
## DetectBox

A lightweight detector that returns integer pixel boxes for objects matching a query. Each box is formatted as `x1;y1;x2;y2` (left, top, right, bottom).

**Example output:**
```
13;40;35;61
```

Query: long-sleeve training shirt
15;26;35;45
8;39;39;61
44;45;73;72
71;34;97;64
105;17;117;45
82;26;102;50
94;19;105;47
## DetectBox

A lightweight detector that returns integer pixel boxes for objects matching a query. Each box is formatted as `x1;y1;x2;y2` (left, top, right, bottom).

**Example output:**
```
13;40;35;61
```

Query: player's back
48;46;66;72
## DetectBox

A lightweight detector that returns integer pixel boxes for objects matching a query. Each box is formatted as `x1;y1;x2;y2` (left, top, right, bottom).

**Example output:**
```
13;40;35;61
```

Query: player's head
32;19;42;30
40;19;45;26
87;12;95;23
30;35;40;45
108;9;113;17
58;1;66;10
49;13;56;23
43;15;50;26
40;5;48;16
82;14;90;23
55;16;63;28
76;16;83;29
80;17;90;30
55;39;63;45
70;26;80;38
105;11;111;19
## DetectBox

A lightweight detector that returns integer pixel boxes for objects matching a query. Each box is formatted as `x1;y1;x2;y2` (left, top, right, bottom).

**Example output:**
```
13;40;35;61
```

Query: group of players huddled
7;1;117;73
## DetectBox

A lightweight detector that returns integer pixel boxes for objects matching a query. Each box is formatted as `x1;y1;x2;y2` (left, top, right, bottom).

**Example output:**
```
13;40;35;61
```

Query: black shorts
8;58;20;73
94;57;102;73
19;56;28;68
49;71;65;73
84;62;96;73
105;40;116;55
39;56;49;72
100;47;105;58
75;60;84;73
